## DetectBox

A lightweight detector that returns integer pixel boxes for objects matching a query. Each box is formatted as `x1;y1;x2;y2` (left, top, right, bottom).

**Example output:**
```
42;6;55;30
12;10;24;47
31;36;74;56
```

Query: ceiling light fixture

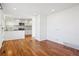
51;9;55;12
13;8;16;10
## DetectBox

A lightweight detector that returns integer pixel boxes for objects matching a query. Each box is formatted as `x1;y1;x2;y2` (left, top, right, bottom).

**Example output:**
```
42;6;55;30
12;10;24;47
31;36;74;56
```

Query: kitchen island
4;30;25;40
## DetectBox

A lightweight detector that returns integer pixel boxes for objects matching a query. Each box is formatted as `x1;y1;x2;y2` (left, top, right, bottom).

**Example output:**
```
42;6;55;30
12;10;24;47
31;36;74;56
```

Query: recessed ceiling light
13;8;16;10
51;9;55;12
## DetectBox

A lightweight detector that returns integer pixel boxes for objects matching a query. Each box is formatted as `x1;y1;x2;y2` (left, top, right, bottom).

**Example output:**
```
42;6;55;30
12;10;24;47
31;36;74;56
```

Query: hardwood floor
0;35;79;56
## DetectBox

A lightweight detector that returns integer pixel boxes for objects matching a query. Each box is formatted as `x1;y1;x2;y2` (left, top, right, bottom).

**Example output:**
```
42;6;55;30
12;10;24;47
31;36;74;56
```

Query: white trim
47;39;64;44
47;39;79;50
33;37;79;50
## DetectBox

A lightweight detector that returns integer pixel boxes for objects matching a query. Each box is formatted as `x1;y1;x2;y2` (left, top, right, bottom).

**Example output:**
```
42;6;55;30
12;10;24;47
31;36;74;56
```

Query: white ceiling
2;3;79;18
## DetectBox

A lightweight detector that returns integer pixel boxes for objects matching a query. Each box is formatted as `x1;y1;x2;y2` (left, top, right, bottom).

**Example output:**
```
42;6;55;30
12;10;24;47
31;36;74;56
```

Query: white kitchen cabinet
4;31;25;40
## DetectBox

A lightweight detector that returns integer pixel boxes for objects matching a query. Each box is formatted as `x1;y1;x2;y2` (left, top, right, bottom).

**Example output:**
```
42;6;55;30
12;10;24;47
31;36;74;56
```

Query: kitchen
0;15;32;48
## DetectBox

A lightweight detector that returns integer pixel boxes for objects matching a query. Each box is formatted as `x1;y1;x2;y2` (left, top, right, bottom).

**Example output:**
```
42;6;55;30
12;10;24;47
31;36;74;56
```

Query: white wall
32;14;47;41
0;10;5;48
32;16;36;38
40;14;47;40
34;15;41;40
47;5;79;49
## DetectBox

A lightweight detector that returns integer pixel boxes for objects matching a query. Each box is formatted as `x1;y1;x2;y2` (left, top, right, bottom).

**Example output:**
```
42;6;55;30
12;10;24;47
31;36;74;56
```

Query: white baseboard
33;37;46;41
32;37;79;50
47;39;64;44
47;39;79;50
63;42;79;50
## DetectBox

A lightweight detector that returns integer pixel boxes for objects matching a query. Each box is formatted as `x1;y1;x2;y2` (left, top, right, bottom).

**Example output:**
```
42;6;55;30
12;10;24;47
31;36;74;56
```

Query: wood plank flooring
0;35;79;56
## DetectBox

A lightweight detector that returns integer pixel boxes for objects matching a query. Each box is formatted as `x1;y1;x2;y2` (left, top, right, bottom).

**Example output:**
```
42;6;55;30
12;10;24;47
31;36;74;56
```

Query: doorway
4;16;32;40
